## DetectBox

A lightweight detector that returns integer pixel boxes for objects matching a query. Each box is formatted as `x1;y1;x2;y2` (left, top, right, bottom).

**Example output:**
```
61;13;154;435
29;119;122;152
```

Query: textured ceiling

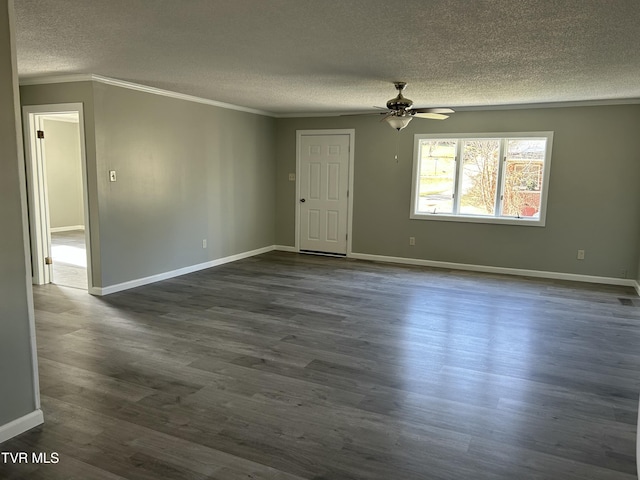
13;0;640;115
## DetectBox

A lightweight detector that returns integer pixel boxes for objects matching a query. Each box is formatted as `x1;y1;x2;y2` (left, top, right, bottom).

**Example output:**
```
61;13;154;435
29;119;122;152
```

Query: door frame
22;103;94;291
295;129;355;256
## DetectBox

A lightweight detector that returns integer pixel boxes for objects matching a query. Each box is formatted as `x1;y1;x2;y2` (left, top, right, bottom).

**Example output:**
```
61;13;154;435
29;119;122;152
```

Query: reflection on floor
51;229;87;290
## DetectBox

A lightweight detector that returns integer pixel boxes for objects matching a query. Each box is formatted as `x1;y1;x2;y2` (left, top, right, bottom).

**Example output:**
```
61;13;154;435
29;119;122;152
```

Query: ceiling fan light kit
385;114;413;131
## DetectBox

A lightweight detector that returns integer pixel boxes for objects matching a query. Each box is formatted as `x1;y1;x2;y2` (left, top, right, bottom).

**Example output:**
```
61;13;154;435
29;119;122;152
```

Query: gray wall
43;118;84;229
276;105;640;279
93;83;276;286
0;0;38;428
18;81;640;284
21;81;277;288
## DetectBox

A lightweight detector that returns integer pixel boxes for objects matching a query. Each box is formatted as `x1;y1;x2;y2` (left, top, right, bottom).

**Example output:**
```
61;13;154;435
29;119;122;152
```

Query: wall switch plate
409;237;416;246
202;239;207;249
577;249;585;260
109;170;117;182
289;173;296;181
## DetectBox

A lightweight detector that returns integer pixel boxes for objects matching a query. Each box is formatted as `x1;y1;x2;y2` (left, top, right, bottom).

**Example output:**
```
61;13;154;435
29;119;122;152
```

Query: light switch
109;170;117;182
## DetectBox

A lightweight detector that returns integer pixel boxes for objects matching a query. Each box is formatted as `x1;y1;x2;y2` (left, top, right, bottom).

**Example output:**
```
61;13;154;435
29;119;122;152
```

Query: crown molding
19;74;276;117
19;73;94;85
451;98;640;111
18;74;640;118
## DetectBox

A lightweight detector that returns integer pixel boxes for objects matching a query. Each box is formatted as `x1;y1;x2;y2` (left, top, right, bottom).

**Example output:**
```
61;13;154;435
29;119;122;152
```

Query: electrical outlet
577;249;585;260
288;173;296;181
409;237;416;246
202;239;207;249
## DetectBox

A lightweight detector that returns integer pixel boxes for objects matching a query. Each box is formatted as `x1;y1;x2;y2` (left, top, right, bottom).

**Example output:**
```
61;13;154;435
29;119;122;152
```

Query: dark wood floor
2;251;640;479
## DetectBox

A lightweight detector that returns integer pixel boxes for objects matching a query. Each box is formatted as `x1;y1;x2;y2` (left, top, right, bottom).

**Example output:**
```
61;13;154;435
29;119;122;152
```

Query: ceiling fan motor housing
386;95;413;112
386;81;413;112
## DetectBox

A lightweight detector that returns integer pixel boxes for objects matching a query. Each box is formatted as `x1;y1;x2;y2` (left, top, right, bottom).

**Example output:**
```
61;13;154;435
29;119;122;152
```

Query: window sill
410;212;545;227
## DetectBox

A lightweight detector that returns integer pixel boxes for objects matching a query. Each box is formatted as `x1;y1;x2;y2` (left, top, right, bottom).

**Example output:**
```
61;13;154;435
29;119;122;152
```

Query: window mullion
494;139;507;217
452;141;462;214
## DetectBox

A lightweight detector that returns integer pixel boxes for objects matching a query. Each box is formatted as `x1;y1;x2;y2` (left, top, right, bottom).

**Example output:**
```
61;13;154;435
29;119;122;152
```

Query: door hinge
45;256;53;265
37;130;45;139
347;190;349;198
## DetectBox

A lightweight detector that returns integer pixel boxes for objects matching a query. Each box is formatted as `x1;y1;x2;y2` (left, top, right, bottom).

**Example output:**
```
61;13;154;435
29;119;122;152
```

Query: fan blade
412;107;455;114
413;112;449;120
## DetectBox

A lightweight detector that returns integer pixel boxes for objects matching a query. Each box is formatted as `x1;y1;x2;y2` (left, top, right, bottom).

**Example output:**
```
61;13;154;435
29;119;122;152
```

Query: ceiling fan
375;82;454;131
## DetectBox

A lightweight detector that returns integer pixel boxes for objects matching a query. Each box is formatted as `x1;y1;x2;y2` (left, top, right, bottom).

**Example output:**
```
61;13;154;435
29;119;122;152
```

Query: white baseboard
350;252;637;289
275;245;297;252
50;225;84;233
91;245;276;296
86;246;640;296
0;409;44;444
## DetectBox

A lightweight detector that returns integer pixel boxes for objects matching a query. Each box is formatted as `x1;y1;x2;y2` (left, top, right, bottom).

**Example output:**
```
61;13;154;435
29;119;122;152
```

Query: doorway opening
23;104;93;291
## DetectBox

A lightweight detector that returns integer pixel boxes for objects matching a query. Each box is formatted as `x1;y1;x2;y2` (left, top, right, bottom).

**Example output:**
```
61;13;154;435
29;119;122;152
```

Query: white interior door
298;134;350;255
25;113;54;284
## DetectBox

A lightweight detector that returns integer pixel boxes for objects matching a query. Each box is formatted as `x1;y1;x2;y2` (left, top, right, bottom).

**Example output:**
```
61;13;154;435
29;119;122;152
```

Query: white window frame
410;132;553;226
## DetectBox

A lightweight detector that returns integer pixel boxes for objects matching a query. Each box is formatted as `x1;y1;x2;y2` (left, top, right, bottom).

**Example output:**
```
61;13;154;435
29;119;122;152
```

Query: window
411;132;553;226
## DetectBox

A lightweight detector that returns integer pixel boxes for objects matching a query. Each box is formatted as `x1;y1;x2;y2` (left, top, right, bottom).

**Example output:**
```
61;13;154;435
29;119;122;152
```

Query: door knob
300;198;306;203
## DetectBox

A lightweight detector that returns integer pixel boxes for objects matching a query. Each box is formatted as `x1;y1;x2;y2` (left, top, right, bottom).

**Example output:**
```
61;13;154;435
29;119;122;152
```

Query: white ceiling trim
19;74;95;85
19;74;640;119
19;74;276;117
452;98;640;112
